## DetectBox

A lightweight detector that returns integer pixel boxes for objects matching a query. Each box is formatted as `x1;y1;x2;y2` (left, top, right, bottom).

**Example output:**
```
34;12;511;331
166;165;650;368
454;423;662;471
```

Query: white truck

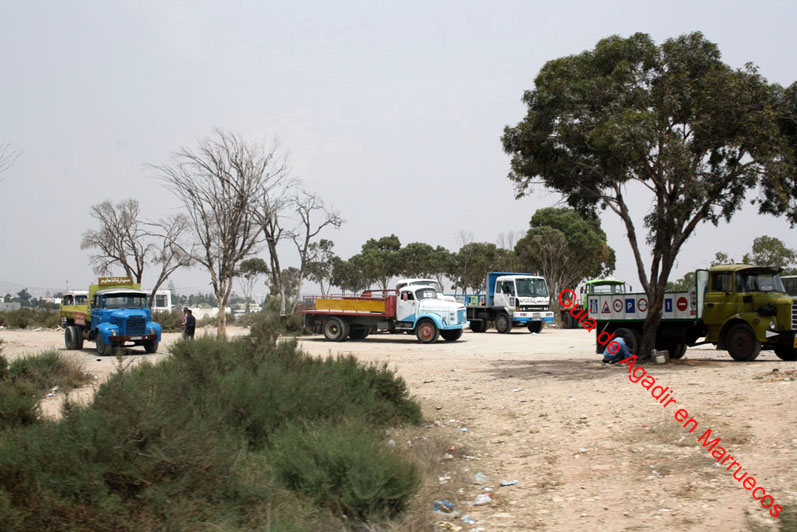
461;272;554;333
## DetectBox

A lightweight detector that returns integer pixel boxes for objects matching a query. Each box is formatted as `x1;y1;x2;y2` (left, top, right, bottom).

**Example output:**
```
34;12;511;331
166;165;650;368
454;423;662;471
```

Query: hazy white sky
1;0;795;296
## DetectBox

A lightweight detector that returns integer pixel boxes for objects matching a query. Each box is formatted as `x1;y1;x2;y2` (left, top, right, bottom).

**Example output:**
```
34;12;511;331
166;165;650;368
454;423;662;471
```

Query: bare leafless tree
144;214;194;308
153;130;289;335
81;199;149;282
0;143;19;180
290;192;342;313
253;171;296;317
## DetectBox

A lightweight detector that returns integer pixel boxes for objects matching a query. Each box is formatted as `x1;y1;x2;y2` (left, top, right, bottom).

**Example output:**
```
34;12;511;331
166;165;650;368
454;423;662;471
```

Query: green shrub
151;309;184;332
0;309;60;329
9;351;87;391
0;332;422;530
271;421;420;522
0;380;40;427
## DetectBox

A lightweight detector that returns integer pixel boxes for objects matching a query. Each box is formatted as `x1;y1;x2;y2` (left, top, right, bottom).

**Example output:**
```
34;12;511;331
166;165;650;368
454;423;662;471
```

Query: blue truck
459;272;554;333
61;277;162;355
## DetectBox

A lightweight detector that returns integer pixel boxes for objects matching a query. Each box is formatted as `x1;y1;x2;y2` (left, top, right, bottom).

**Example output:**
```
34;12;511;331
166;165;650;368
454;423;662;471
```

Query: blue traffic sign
625;298;635;313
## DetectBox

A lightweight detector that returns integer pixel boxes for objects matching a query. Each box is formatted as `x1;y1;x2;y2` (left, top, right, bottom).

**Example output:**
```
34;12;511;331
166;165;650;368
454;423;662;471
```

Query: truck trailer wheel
416;319;439;343
323;317;349;342
668;344;687;360
495;313;513;334
773;345;797;361
64;326;78;350
726;324;761;361
96;334;109;356
441;328;463;341
348;326;369;340
527;322;544;334
614;327;641;355
144;340;159;354
470;320;487;333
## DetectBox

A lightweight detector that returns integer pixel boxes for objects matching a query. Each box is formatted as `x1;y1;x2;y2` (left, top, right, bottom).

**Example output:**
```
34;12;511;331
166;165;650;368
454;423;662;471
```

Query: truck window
500;282;515;296
75;295;87;305
415;288;437;301
710;272;732;292
516;278;548;298
736;272;785;293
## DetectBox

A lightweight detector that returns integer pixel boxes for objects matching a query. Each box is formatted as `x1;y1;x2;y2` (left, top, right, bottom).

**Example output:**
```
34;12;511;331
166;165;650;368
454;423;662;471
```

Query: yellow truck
60;277;162;355
588;265;797;361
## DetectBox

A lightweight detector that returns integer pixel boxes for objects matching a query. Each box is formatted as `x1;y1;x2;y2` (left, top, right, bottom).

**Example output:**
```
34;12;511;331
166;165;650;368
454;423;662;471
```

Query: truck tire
416;319;439;343
441;328;463;341
348;326;369;340
74;326;84;350
726;324;761;361
527;322;544;334
323;317;349;342
144;340;159;354
773;345;797;361
96;334;109;356
495;313;513;334
614;327;641;355
470;320;487;333
668;344;687;360
64;326;78;350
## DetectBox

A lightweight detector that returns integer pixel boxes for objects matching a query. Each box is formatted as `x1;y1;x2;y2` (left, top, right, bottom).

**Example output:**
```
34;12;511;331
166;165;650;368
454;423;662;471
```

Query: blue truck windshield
516;278;548;298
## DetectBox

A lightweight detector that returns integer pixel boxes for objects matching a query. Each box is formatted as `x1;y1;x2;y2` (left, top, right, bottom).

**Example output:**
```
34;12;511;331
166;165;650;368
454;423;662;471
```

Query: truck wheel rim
419;324;433;339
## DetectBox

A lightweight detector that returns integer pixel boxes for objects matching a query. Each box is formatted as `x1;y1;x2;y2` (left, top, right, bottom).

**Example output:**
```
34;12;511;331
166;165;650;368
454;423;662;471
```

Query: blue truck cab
91;289;162;355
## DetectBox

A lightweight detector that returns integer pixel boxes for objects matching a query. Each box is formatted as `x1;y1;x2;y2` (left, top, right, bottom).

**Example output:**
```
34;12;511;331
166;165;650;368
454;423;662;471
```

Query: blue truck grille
111;316;146;335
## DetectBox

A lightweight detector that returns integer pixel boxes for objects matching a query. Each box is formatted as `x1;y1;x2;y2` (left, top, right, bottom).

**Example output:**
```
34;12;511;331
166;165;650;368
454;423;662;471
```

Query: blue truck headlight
149;328;155;334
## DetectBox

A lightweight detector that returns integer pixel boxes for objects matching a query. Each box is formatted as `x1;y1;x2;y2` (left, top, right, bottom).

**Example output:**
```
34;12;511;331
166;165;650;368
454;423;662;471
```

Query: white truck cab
395;285;468;341
395;278;456;302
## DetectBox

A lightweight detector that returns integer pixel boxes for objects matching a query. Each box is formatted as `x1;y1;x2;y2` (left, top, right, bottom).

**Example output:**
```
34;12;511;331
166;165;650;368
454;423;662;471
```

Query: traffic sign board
625;298;635;313
613;299;623;312
677;297;688;311
638;298;648;312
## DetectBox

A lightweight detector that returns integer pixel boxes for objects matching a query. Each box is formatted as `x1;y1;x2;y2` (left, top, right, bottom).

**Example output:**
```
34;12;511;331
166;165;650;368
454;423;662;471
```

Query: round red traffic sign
638;298;648;312
613;299;623;312
676;297;688;311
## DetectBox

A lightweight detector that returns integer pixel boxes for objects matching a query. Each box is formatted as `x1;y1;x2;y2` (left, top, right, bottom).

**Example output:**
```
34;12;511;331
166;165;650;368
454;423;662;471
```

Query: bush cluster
0;351;89;429
0;334;421;531
0;308;60;329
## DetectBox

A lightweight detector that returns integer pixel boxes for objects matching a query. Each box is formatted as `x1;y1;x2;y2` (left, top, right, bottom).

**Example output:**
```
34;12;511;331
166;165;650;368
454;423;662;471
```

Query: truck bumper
765;330;797;348
108;334;159;344
512;311;554;324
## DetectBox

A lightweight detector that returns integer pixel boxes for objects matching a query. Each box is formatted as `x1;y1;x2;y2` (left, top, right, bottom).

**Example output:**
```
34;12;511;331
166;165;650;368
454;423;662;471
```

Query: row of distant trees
666;236;797;290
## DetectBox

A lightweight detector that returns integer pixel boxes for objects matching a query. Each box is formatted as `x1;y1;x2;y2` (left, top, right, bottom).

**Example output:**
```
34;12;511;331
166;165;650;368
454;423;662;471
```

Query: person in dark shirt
183;309;196;339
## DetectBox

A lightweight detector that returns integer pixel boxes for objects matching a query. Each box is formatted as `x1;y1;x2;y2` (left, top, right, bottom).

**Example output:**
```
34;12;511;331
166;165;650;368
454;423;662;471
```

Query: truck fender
96;322;119;343
717;315;760;347
416;313;445;330
146;321;163;340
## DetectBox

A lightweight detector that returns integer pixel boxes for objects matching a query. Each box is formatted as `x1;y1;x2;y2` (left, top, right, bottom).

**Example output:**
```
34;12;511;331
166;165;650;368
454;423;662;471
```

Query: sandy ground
2;326;795;532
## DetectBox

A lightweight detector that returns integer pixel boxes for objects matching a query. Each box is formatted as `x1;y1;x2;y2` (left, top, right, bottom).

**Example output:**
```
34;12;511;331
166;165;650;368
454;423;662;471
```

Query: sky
1;0;796;298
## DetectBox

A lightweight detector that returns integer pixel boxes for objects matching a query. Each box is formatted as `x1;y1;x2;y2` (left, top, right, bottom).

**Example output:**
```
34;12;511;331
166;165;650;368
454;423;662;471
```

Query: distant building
149;290;172;313
0;302;21;312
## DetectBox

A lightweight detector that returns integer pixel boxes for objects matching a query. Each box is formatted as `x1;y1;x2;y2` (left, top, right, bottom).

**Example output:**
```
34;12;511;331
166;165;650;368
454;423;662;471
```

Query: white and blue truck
460;272;554;333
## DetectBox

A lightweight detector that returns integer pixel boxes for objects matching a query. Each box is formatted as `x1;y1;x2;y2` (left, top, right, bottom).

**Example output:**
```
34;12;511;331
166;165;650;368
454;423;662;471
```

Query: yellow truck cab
703;264;796;361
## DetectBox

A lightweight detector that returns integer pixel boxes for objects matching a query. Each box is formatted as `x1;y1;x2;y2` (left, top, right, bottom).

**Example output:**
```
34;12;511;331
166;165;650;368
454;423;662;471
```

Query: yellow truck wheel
726;324;761;361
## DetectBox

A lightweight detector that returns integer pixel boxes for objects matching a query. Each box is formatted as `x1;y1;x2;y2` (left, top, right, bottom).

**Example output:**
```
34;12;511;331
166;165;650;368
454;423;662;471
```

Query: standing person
181;307;189;338
184;309;196;340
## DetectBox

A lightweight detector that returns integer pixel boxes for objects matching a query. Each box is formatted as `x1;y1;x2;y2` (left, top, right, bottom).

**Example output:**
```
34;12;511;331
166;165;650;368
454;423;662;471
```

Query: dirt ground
2;326;795;532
